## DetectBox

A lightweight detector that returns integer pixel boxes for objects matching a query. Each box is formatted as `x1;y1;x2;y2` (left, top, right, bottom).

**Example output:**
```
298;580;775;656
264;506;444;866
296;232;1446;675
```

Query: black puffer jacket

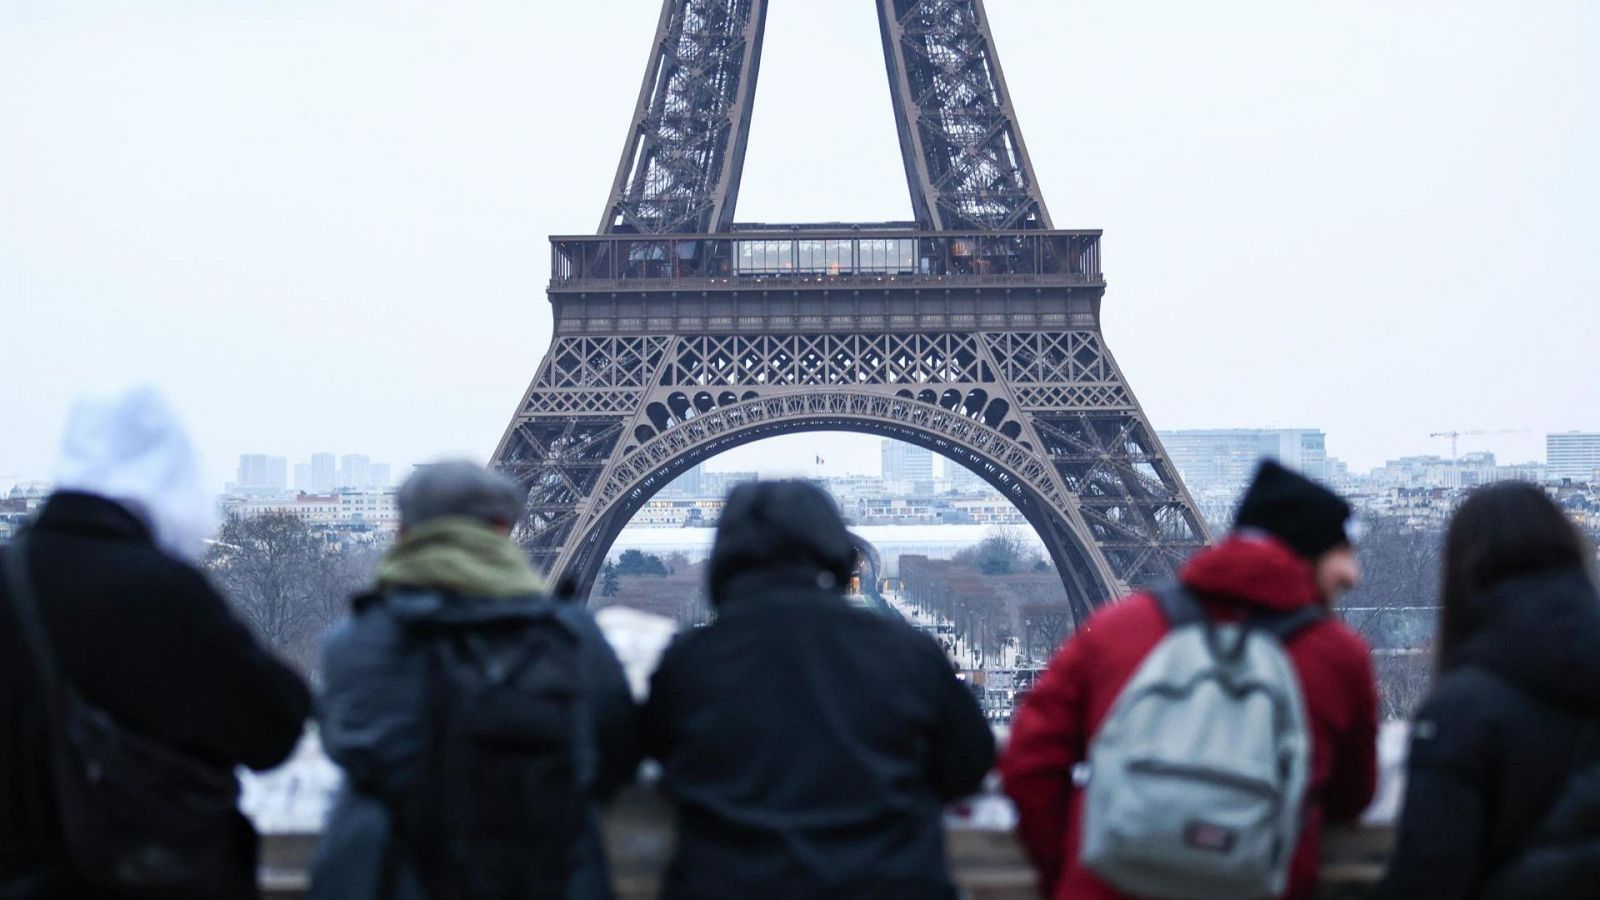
0;493;312;898
1377;567;1600;899
1481;759;1600;899
642;481;995;900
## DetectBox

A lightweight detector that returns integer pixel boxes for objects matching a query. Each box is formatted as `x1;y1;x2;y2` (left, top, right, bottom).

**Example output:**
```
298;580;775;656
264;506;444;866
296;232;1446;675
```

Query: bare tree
1338;514;1445;720
205;512;378;672
953;526;1033;575
1340;515;1443;653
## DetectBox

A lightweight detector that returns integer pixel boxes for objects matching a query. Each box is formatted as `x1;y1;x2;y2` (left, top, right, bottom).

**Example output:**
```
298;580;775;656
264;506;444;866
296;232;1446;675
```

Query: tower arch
548;391;1111;621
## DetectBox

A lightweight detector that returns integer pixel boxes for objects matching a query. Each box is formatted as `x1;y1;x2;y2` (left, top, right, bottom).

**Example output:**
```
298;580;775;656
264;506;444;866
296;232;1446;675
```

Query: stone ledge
258;791;1393;900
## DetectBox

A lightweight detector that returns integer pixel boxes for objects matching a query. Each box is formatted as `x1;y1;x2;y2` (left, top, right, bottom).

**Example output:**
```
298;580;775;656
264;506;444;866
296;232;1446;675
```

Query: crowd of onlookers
2;386;1597;899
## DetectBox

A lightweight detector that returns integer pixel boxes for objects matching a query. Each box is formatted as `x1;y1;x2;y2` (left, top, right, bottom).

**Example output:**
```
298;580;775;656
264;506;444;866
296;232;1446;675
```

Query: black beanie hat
1233;460;1353;560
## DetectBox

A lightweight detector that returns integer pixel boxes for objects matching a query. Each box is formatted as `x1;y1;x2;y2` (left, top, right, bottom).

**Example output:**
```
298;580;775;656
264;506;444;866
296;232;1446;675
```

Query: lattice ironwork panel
983;332;1116;384
521;391;642;415
880;0;1050;230
1014;385;1132;410
535;336;671;390
496;417;626;569
660;333;992;387
1029;411;1206;587
603;0;766;234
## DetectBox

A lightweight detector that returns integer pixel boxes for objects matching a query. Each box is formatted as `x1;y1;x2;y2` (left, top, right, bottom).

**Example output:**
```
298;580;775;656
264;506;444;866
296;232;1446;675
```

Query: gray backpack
1079;584;1318;899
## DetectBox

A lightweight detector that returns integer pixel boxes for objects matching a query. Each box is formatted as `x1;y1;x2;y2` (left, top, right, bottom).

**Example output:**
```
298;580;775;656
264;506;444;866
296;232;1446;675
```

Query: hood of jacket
1178;531;1321;611
1456;566;1600;713
51;384;216;563
708;481;856;609
374;516;546;599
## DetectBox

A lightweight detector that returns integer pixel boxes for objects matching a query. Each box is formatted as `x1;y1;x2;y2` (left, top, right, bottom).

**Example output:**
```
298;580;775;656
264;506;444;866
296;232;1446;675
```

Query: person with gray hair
312;461;639;900
395;460;524;532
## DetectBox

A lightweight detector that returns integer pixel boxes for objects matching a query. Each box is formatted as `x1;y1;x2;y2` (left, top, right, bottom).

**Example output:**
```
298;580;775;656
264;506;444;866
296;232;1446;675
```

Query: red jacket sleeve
999;629;1095;894
1322;634;1379;823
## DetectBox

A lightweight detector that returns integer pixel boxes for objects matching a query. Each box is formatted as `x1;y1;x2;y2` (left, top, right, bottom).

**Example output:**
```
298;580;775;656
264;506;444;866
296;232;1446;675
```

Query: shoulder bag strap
2;538;70;720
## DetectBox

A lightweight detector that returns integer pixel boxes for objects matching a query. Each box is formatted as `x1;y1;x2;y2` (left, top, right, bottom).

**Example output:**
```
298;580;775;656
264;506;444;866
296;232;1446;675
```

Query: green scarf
375;516;546;598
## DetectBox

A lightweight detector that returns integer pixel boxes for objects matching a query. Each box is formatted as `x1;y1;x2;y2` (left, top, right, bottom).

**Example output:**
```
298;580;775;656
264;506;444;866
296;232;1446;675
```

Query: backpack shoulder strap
1249;604;1325;644
1152;581;1207;630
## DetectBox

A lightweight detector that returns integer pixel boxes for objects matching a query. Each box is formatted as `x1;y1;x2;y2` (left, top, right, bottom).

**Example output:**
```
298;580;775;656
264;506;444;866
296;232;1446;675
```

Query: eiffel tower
491;0;1209;621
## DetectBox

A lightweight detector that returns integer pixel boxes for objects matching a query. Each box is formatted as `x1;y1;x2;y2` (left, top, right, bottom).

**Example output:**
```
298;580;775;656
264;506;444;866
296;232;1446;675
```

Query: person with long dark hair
1377;481;1600;898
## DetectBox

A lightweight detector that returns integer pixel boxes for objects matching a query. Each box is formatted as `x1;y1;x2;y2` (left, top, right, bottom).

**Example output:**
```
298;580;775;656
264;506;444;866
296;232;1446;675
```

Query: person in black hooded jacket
0;387;311;898
641;479;995;900
1376;482;1600;899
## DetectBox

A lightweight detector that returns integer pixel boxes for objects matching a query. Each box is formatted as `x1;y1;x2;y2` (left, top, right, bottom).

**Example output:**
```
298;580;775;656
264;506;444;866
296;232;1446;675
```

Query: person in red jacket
1001;460;1379;900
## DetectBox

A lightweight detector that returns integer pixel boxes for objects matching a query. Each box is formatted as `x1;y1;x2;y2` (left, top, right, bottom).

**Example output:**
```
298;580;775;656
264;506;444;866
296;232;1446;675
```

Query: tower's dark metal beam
601;0;768;235
877;0;1051;231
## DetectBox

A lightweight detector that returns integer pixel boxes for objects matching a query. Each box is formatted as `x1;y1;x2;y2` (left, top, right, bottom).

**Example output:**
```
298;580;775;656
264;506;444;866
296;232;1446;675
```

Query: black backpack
379;594;587;900
1;539;242;898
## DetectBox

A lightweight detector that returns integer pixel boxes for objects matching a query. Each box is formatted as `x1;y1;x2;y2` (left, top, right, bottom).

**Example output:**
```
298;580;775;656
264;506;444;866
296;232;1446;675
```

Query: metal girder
877;0;1051;230
602;0;768;235
602;0;1048;235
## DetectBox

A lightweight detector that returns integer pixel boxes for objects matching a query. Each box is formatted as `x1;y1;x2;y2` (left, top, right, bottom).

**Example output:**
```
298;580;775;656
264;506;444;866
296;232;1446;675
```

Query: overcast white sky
2;0;1596;490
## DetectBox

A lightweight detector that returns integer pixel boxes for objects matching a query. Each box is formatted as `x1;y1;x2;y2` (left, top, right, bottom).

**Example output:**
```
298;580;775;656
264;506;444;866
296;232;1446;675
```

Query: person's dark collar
33;491;155;544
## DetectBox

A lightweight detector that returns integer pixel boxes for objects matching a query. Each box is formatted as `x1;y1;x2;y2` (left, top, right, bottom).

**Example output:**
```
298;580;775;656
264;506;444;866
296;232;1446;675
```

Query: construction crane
1428;429;1527;463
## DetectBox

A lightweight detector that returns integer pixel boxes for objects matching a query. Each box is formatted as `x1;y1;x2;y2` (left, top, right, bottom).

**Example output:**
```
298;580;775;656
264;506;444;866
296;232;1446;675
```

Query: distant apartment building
944;460;989;494
220;488;400;533
223;492;343;525
338;488;398;526
1156;429;1333;523
0;482;51;543
234;454;288;494
1160;429;1331;488
821;474;892;504
339;454;371;490
852;496;943;525
1548;432;1600;483
308;452;337;492
881;440;934;490
657;463;706;498
1368;454;1464;490
1368;452;1540;490
630;497;725;527
698;470;758;497
1498;461;1548;483
943;497;1026;525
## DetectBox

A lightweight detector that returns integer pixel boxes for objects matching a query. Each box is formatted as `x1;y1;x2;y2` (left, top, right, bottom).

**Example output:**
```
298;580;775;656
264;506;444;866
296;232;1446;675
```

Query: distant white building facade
881;440;934;491
1156;428;1334;523
1548;432;1600;483
220;488;400;534
1160;429;1331;488
944;460;989;494
234;454;288;495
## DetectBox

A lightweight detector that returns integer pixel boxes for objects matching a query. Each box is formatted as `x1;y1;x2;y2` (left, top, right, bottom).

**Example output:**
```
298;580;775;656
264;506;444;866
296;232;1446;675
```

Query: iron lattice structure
494;0;1208;622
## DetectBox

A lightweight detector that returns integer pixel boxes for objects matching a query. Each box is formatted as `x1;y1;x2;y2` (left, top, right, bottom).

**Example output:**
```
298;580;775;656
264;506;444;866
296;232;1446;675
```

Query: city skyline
0;427;1583;498
2;1;1595;488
